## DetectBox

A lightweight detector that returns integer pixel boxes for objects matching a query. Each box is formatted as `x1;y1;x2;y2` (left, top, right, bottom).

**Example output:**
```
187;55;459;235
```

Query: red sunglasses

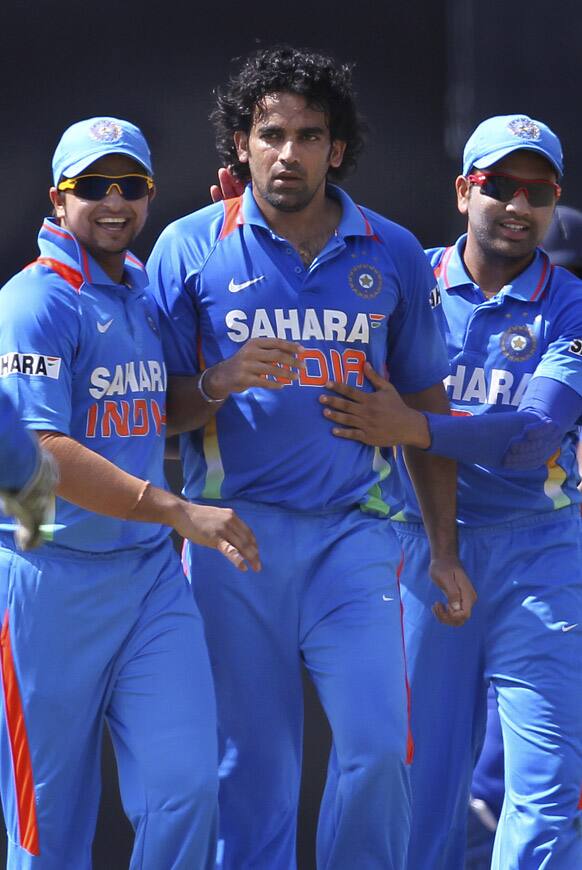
467;171;561;208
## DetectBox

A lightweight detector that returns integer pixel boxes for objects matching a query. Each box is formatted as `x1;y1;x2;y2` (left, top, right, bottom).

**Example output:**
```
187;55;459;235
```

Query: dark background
1;0;581;866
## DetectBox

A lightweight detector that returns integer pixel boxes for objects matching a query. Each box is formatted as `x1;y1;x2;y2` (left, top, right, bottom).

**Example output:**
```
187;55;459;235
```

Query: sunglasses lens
479;175;556;207
71;176;151;200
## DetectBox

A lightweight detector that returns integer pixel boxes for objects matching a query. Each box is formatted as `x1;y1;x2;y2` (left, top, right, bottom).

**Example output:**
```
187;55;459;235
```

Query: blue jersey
148;184;449;512
0;387;38;491
392;235;582;525
0;219;169;552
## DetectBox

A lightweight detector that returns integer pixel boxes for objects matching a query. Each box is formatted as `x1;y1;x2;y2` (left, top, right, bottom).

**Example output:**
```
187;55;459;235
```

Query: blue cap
543;205;582;267
52;117;153;185
462;114;563;178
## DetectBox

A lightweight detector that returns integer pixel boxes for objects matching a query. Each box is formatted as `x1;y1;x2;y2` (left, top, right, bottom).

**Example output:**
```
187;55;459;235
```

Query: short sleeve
147;223;203;376
0;268;80;434
386;232;449;393
531;277;582;398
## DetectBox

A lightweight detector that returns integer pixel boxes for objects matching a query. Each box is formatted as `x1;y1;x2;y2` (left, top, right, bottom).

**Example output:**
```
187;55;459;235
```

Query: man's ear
455;175;471;216
234;131;249;164
49;187;66;220
329;139;347;170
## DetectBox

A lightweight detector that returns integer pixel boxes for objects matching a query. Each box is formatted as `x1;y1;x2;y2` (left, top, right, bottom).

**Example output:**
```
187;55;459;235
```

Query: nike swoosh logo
561;623;578;632
228;276;265;293
97;319;114;333
382;594;394;602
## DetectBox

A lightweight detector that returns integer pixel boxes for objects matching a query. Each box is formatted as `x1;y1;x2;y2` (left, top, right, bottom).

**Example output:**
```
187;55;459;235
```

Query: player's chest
439;294;545;408
198;240;401;346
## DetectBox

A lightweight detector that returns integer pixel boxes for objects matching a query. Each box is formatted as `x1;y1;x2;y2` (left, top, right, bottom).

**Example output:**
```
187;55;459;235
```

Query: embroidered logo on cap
507;117;541;141
89;120;123;143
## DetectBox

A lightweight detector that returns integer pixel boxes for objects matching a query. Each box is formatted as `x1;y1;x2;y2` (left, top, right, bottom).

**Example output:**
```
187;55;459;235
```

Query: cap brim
61;146;152;179
472;144;562;178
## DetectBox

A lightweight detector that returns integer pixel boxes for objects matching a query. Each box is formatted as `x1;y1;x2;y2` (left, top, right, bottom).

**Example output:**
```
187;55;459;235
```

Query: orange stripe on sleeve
0;611;39;856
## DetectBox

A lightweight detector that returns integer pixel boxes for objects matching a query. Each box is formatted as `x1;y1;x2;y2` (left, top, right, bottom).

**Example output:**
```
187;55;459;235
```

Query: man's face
49;153;154;263
456;150;558;264
234;91;346;213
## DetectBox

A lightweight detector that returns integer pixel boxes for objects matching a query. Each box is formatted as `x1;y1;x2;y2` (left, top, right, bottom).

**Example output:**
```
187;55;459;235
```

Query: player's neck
462;236;536;297
88;249;127;284
258;192;341;266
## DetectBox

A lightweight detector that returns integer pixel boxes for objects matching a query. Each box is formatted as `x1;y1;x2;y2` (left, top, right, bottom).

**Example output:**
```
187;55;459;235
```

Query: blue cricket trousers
0;536;218;869
185;500;412;870
395;506;582;870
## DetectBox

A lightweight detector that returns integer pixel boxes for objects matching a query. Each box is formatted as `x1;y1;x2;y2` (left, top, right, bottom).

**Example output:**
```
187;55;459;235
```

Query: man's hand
173;501;261;572
210;167;245;203
429;556;477;627
320;361;430;447
0;449;59;550
204;338;305;399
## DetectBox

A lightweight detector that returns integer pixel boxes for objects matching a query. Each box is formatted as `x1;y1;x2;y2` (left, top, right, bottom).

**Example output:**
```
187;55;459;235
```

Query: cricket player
147;45;476;870
0;117;259;869
322;115;582;869
0;387;57;550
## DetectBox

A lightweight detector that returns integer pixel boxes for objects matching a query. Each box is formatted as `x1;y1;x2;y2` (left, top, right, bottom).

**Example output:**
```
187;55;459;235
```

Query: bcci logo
349;264;382;299
507;117;541;141
89;120;123;143
500;325;537;362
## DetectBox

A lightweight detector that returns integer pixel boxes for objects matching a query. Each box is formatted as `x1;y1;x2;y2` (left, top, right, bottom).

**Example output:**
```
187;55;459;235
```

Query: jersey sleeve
0;269;80;435
147;206;224;377
385;231;449;393
531;275;582;397
0;387;39;490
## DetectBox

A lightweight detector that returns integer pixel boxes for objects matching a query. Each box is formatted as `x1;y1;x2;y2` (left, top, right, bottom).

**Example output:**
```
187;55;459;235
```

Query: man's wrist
406;409;431;448
198;367;227;403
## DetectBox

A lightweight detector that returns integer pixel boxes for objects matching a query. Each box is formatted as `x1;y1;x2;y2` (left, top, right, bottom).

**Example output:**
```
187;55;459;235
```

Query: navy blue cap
463;115;563;178
52;117;153;185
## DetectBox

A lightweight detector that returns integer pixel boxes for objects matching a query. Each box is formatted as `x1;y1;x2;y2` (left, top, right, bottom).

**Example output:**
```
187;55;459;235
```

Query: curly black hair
211;45;366;182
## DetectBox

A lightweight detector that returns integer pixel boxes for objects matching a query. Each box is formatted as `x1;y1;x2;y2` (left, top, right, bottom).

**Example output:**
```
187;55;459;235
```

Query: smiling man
147;45;476;870
321;115;582;869
0;117;260;868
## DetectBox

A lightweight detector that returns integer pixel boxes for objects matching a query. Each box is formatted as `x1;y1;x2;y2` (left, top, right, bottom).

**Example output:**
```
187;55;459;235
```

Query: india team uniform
391;237;582;870
0;389;38;493
0;220;218;869
147;184;450;870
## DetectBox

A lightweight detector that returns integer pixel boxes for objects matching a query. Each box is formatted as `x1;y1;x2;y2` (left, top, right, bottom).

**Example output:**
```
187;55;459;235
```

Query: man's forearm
402;447;458;556
166;374;223;436
402;382;457;557
39;431;180;524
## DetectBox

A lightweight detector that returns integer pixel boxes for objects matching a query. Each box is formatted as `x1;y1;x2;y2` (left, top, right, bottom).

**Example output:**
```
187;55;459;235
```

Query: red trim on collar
356;206;375;237
125;252;144;268
529;259;551;302
434;246;454;289
25;257;84;293
219;197;244;240
42;221;72;242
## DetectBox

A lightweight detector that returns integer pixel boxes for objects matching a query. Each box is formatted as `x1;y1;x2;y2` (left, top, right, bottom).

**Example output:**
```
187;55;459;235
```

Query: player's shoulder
0;258;82;311
423;245;448;268
544;263;582;314
359;205;424;251
153;201;232;250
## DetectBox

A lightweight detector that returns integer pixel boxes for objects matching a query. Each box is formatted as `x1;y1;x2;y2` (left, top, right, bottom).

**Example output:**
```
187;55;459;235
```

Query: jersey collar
240;183;375;239
37;218;148;292
440;234;553;302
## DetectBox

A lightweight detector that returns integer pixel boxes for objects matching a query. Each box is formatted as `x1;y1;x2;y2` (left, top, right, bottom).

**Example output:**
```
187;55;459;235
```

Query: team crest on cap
500;325;537;361
89;120;123;143
349;264;382;299
507;117;541;141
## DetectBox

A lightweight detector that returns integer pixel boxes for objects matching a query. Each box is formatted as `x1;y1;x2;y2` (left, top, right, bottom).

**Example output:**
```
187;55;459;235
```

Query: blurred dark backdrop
1;0;581;866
